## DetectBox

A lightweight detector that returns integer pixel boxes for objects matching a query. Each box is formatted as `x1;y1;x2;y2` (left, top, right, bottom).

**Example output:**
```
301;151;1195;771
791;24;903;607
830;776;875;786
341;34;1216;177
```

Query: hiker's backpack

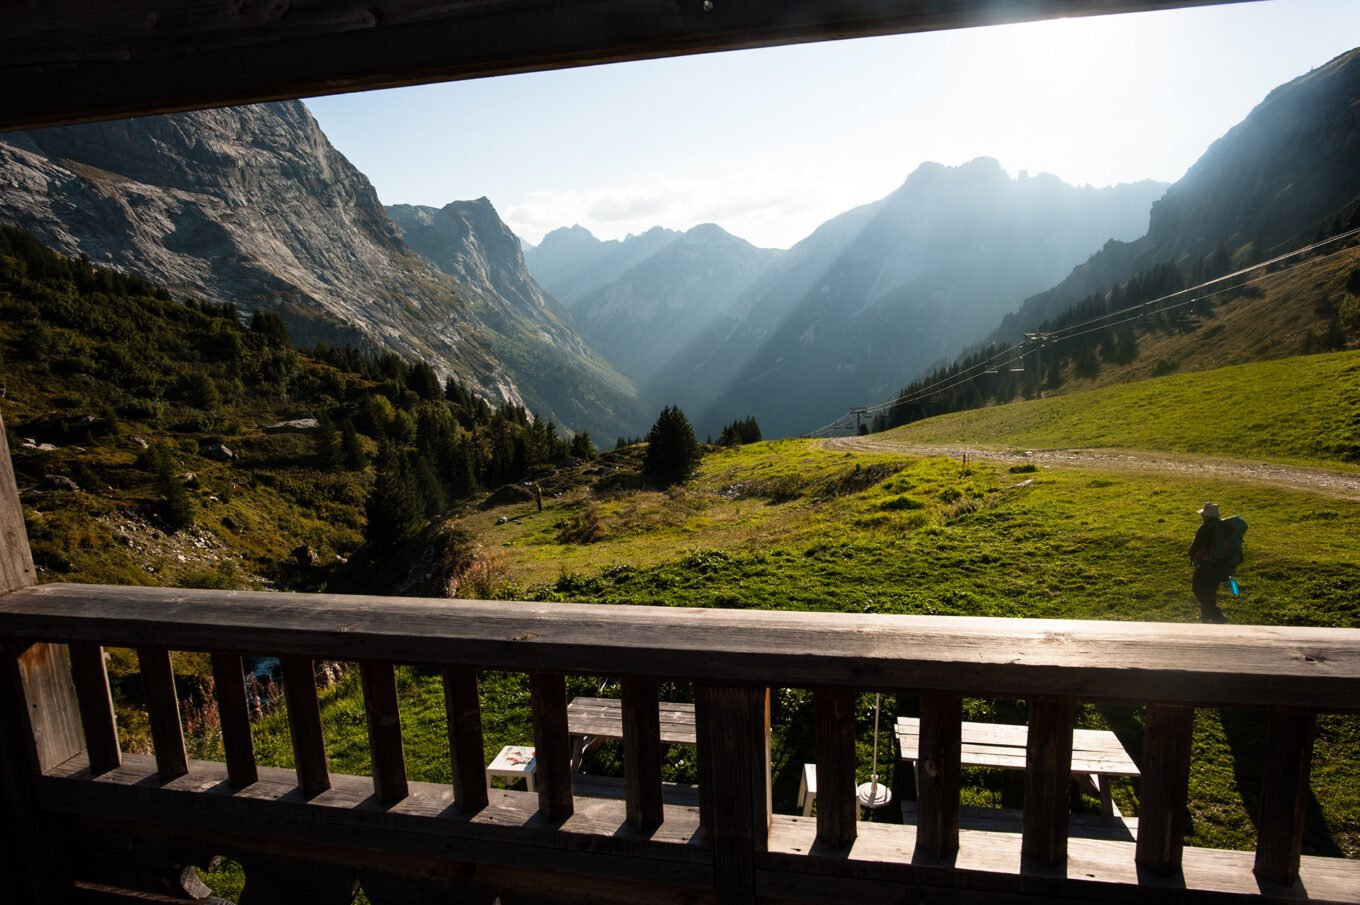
1212;516;1248;571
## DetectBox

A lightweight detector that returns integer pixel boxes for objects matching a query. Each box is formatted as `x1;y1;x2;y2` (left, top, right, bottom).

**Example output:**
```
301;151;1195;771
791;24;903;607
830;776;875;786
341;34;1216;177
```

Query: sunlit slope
883;350;1360;468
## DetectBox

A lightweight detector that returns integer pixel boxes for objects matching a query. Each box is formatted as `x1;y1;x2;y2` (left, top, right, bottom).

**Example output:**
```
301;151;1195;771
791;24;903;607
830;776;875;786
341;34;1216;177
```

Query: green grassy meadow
880;349;1360;468
176;433;1357;895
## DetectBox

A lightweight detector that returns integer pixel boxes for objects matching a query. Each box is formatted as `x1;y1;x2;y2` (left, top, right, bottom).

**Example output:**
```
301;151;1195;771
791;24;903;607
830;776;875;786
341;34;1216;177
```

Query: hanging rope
857;692;893;810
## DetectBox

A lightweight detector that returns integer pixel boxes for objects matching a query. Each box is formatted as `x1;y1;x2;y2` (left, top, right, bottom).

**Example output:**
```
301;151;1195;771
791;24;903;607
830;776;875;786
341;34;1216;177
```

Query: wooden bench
567;696;696;769
895;716;1140;816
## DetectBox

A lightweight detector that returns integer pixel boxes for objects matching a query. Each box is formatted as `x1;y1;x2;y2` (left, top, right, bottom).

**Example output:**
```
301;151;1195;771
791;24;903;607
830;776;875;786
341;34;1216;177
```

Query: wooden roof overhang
2;0;1259;132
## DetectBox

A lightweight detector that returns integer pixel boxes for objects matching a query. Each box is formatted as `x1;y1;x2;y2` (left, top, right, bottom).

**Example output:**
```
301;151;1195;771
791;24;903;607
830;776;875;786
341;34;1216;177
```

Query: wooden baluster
529;671;573;821
1254;711;1316;887
696;685;770;905
137;646;188;782
1136;704;1194;874
1021;697;1076;867
622;678;663;831
812;687;856;849
916;692;962;858
280;655;329;797
442;666;487;813
211;652;258;788
360;660;408;805
69;642;121;775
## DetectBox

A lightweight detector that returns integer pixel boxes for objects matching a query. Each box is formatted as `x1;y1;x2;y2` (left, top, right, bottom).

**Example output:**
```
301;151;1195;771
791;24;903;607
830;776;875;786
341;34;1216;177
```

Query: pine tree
364;449;422;548
153;443;194;532
644;406;700;485
341;420;367;470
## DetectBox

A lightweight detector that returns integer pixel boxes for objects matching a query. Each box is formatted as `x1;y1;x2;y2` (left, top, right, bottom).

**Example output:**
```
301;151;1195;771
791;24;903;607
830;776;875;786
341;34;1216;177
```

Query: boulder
292;544;319;567
39;474;80;492
203;443;236;462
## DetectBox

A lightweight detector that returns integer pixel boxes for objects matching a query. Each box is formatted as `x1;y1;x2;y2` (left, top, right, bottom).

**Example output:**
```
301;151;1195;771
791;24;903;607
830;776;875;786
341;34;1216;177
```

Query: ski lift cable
811;227;1360;435
885;229;1360;411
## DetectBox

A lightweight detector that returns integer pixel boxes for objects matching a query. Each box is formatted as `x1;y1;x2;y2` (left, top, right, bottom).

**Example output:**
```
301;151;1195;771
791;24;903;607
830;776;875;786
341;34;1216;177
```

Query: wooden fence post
696;685;770;904
0;414;80;901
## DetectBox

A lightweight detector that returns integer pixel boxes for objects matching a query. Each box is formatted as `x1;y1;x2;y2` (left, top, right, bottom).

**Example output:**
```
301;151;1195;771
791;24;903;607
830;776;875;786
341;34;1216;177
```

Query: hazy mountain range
1;46;1356;440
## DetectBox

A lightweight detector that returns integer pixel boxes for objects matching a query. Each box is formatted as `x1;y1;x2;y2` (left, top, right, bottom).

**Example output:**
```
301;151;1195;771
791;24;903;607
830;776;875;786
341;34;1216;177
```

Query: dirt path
820;436;1360;501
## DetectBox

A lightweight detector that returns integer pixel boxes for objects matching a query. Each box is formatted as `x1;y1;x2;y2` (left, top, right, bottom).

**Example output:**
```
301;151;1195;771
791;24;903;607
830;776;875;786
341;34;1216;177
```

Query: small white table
486;745;537;792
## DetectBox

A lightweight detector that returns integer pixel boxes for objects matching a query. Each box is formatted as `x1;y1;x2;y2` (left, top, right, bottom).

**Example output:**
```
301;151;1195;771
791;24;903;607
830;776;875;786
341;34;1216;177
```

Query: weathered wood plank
280;655;329;797
812;687;856;849
622;679;664;831
359;660;408;806
763;814;1360;903
18;641;86;773
1021;698;1075;867
570;696;697;745
441;666;487;814
1253;711;1316;887
69;642;121;775
915;692;962;858
1135;705;1193;874
6;585;1359;713
210;652;257;789
530;671;573;821
0;1;1254;132
136;647;187;783
696;685;769;904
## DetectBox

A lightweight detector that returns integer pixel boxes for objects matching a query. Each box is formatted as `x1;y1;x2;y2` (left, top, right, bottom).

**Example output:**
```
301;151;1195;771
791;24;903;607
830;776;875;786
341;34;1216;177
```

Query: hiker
1188;501;1247;623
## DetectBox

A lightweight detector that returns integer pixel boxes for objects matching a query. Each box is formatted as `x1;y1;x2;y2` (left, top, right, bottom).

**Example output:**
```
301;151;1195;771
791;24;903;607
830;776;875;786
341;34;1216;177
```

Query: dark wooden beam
0;0;1259;131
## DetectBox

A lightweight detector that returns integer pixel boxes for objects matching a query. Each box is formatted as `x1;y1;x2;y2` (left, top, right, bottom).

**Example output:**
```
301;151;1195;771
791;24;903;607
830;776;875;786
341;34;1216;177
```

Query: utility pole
851;407;868;434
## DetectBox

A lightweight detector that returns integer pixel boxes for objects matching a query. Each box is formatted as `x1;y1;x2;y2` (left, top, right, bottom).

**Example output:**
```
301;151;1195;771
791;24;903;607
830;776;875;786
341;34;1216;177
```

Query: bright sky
306;0;1360;250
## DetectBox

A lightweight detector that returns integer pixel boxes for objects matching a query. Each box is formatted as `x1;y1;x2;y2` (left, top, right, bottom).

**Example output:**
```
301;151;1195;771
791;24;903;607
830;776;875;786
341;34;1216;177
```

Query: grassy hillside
879;349;1360;468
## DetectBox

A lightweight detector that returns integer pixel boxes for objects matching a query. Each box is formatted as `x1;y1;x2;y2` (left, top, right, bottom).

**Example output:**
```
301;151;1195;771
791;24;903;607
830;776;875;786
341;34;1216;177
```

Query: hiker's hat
1198;501;1220;519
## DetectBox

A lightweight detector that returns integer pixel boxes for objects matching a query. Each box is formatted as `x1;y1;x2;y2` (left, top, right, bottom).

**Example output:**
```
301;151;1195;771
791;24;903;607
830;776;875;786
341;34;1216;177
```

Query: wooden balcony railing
1;579;1359;905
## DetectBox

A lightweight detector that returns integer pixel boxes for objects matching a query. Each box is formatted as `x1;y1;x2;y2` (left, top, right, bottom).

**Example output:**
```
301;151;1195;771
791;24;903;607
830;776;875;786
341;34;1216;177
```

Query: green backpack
1212;515;1248;571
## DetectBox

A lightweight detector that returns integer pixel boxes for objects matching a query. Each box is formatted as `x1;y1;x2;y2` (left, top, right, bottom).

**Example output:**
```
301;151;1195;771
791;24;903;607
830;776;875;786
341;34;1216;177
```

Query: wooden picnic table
566;696;696;769
895;716;1139;816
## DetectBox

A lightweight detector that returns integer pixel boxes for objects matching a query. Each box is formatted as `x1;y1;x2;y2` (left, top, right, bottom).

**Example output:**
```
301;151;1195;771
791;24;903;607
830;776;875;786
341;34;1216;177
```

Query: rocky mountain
386;199;647;436
566;223;781;383
0;102;646;438
993;46;1360;343
660;158;1166;437
524;224;681;307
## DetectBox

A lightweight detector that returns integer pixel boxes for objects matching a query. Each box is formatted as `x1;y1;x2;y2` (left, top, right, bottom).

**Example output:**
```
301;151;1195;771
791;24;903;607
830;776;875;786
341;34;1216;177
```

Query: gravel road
820;436;1360;501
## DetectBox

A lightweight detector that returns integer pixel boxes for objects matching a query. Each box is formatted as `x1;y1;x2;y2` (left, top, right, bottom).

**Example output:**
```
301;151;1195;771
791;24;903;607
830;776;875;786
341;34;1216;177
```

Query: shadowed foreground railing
1;582;1358;905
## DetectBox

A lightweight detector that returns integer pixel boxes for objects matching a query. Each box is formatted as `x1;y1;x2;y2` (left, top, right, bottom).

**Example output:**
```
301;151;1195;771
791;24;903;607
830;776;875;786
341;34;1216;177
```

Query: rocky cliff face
387;200;648;438
566;223;781;383
0;102;518;403
661;158;1166;437
993;46;1360;342
0;102;652;437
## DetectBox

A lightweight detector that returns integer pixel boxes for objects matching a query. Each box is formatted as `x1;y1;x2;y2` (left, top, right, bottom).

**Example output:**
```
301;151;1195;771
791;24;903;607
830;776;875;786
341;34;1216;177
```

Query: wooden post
529;671;573;821
1022;698;1076;867
1254;711;1316;887
622;678;664;831
0;414;77;902
916;692;962;858
360;660;409;806
696;685;770;905
211;652;258;788
812;687;856;849
69;642;121;775
281;655;330;797
1136;705;1194;874
138;646;189;782
442;666;488;814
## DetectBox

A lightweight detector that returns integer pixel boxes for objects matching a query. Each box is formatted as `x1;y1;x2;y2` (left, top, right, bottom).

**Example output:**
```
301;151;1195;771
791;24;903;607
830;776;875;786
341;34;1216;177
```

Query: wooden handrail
2;583;1359;902
2;583;1358;712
